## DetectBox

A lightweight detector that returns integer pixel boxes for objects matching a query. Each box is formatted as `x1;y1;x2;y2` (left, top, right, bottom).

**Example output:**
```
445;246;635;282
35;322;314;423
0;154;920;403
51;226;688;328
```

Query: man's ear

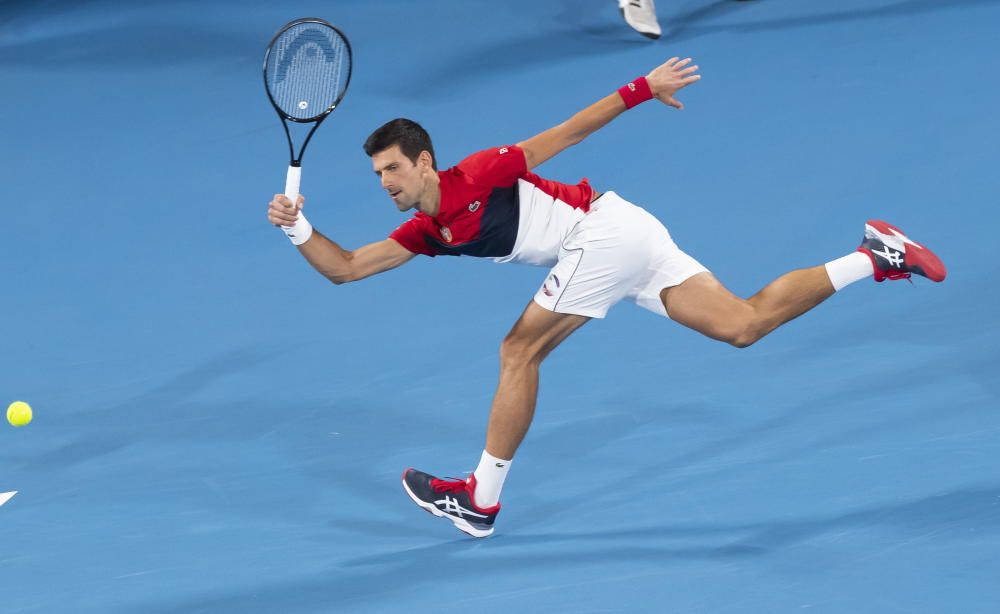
418;150;435;171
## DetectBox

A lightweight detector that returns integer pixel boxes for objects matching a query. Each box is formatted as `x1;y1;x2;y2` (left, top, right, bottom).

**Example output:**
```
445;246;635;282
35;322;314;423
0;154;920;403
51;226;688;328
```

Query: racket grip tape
281;165;313;245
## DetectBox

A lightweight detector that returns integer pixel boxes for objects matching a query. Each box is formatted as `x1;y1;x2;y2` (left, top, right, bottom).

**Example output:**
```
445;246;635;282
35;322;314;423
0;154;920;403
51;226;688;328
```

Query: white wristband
281;210;313;246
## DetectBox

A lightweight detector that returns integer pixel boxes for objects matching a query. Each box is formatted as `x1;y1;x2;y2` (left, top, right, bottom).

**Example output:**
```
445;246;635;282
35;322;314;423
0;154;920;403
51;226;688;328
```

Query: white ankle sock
472;450;510;508
824;252;873;291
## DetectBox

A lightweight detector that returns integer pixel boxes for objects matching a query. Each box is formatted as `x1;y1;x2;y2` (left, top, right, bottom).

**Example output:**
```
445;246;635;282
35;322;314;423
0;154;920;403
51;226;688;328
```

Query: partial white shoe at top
619;0;662;40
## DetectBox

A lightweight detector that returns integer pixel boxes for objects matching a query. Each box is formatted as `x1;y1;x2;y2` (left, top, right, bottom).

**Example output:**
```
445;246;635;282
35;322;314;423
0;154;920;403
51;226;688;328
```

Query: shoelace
430;477;469;493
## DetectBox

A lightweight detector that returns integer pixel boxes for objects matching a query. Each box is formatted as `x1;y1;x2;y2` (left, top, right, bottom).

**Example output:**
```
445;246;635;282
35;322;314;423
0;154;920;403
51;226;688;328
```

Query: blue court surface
3;1;999;612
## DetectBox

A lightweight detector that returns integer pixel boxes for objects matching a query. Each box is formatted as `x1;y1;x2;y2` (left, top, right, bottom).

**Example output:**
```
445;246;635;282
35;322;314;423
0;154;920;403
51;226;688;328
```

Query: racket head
263;17;352;123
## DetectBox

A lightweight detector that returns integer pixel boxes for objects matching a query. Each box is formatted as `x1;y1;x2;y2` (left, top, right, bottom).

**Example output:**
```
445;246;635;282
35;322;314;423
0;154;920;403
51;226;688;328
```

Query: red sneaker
857;220;947;282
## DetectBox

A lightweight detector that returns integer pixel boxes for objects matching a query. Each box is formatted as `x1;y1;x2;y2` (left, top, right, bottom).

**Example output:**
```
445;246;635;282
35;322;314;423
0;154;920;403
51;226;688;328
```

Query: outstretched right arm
268;194;415;285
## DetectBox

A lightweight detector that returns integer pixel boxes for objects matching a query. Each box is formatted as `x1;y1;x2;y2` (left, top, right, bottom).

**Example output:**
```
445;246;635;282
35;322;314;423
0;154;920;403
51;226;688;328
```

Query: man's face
371;145;427;212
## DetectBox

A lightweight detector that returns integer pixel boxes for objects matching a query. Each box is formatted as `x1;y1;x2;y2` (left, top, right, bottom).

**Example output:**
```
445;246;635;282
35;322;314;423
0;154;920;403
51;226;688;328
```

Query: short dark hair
363;118;437;170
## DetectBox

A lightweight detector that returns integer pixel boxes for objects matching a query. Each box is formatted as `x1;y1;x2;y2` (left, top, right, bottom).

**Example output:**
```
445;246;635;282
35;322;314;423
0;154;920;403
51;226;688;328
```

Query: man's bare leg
485;301;590;459
436;301;587;511
663;218;949;345
661;267;835;347
400;301;588;534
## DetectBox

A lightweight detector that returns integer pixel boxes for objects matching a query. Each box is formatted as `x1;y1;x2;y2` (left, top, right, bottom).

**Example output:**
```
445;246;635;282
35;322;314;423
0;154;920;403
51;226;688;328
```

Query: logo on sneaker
872;246;903;267
436;496;488;519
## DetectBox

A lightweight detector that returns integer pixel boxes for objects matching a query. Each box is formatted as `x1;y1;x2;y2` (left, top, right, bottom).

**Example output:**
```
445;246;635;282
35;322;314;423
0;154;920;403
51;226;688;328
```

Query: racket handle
284;164;301;206
280;165;313;245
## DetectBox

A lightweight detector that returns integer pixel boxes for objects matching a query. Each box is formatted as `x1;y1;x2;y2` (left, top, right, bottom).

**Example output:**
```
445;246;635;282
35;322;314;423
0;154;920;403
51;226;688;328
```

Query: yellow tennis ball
7;401;32;427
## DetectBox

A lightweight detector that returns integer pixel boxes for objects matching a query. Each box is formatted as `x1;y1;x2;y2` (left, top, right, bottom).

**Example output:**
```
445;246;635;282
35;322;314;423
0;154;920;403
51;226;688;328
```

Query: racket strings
266;23;349;121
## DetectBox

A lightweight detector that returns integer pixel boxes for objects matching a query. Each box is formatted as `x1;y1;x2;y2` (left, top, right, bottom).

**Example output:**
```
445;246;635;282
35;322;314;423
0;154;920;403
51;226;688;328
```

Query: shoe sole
401;475;494;538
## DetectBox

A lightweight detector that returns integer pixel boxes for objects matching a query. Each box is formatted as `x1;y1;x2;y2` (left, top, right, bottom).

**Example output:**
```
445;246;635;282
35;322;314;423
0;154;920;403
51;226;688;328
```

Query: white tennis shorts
533;191;708;319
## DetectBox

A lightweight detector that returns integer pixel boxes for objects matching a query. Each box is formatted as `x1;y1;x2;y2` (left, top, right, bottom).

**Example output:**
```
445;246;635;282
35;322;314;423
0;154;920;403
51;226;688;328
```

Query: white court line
0;491;16;507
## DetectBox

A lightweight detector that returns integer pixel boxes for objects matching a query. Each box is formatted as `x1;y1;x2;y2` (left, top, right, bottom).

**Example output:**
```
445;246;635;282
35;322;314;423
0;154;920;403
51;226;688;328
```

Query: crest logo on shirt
468;200;481;212
440;226;452;243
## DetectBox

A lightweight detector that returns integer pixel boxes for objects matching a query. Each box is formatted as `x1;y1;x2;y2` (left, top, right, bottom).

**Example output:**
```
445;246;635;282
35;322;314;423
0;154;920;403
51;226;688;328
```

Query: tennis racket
263;18;352;240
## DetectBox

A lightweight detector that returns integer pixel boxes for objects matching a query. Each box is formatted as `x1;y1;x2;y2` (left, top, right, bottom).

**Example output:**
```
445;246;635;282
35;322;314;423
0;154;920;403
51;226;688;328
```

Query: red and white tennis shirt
389;145;594;266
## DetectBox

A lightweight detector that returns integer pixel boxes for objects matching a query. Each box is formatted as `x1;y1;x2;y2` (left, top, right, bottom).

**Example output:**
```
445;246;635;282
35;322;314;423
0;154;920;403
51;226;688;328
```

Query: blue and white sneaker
402;469;500;538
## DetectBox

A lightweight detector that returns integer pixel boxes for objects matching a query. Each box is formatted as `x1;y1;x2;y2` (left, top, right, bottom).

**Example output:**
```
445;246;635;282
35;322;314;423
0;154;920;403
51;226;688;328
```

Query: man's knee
499;303;587;368
499;333;544;368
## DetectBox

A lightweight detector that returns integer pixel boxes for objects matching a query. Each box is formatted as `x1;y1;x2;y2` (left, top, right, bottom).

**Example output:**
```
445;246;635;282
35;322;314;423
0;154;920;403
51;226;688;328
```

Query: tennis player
267;57;946;538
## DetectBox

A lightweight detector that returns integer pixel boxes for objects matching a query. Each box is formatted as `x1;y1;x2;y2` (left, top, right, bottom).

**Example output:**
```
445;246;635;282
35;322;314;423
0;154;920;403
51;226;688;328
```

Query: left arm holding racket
517;57;701;171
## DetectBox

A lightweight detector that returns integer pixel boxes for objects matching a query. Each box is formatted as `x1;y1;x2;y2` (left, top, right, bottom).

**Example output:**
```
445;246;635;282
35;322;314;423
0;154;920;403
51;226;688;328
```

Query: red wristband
617;76;653;109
